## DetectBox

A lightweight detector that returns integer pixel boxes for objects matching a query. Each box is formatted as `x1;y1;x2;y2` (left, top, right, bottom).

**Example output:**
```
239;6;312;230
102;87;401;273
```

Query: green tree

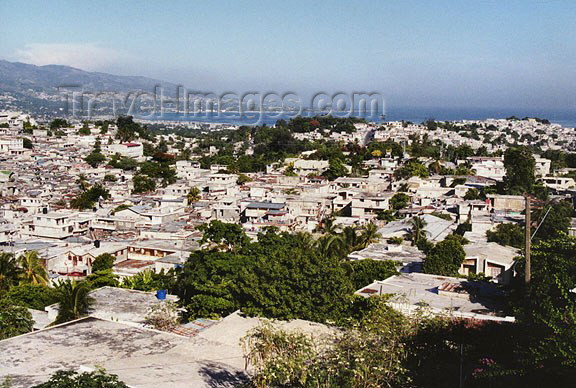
22;137;33;149
33;369;128;388
463;188;481;200
84;151;106;168
486;223;524;248
395;160;429;179
132;174;156;194
514;234;576;380
532;200;573;241
18;251;48;286
348;259;397;289
0;299;33;340
237;173;253;185
242;322;316;388
314;216;340;235
423;238;465;276
155;139;169;153
53;280;94;324
242;297;411;387
120;269;174;292
503;146;536;194
234;229;353;322
3;284;59;310
70;184;110;210
139;161;176;187
49;118;68;130
316;225;372;259
115;115;141;142
0;252;22;291
108;155;138;170
78;122;91;136
85;270;119;289
176;228;354;322
390;193;411;210
322;158;349;180
84;139;106;168
91;253;115;273
359;222;381;248
197;220;250;251
99;120;110;134
406;216;428;246
377;210;397;222
186;186;201;204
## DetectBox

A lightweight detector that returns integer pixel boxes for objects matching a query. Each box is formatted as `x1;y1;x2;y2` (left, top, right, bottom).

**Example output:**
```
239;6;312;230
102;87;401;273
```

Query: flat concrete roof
0;317;247;388
87;287;178;325
464;242;519;265
0;311;334;388
377;214;455;242
348;242;424;264
355;273;514;322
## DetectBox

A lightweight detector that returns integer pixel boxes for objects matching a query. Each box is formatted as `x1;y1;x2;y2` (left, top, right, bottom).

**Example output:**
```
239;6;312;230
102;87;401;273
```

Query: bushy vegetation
243;231;576;387
487;223;524;248
175;221;389;323
423;238;466;276
34;369;128;388
70;184;110;210
0;299;34;340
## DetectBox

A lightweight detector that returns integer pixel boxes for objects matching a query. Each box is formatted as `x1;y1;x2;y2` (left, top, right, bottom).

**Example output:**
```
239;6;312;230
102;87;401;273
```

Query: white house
107;143;144;158
0;137;24;155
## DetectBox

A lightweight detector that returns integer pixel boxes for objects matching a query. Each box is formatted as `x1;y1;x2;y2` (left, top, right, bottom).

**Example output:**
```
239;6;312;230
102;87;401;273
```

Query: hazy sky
1;0;575;110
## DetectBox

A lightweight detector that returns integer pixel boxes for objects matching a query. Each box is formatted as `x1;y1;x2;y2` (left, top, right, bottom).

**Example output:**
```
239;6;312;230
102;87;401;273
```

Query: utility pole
459;343;464;388
525;195;531;284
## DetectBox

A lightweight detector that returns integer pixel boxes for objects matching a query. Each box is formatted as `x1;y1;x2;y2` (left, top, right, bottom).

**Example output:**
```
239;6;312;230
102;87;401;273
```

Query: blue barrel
156;289;167;300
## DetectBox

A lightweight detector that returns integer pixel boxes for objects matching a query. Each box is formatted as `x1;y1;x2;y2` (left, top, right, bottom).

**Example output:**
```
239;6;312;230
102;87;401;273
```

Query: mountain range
0;59;177;116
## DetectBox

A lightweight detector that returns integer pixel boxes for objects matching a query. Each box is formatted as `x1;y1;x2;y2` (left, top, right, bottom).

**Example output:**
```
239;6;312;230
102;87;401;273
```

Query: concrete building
0;137;24;155
460;242;519;284
355;273;515;322
106;142;144;158
292;159;330;176
0;291;331;388
541;176;576;191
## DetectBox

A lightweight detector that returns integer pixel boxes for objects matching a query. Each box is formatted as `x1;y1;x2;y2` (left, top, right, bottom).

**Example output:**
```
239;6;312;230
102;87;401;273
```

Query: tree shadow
198;361;250;387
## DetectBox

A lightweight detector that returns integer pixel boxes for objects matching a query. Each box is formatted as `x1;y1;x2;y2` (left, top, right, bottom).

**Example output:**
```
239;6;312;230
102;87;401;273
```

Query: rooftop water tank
156;289;167;300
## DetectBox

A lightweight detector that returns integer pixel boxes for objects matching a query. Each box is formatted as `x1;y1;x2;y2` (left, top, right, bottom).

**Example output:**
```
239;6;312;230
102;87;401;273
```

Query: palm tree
342;226;361;253
186;187;201;204
406;216;428;246
53;280;94;324
359;223;381;249
316;233;346;259
315;216;340;235
18;251;48;286
295;232;316;250
121;269;155;291
0;252;22;291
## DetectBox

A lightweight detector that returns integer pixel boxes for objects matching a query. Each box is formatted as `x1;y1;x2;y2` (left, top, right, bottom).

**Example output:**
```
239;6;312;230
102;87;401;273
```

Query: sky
0;0;575;111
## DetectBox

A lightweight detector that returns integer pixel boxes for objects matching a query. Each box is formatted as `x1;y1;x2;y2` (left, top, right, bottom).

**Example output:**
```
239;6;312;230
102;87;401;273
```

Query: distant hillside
0;59;176;93
0;59;178;116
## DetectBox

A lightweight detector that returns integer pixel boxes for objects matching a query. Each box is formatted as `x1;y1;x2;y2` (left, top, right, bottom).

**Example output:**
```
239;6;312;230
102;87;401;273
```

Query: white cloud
12;43;128;71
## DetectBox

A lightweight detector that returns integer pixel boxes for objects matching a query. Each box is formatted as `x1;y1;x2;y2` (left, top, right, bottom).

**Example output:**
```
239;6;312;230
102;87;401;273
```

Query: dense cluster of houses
2;111;576;386
1;112;575;319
